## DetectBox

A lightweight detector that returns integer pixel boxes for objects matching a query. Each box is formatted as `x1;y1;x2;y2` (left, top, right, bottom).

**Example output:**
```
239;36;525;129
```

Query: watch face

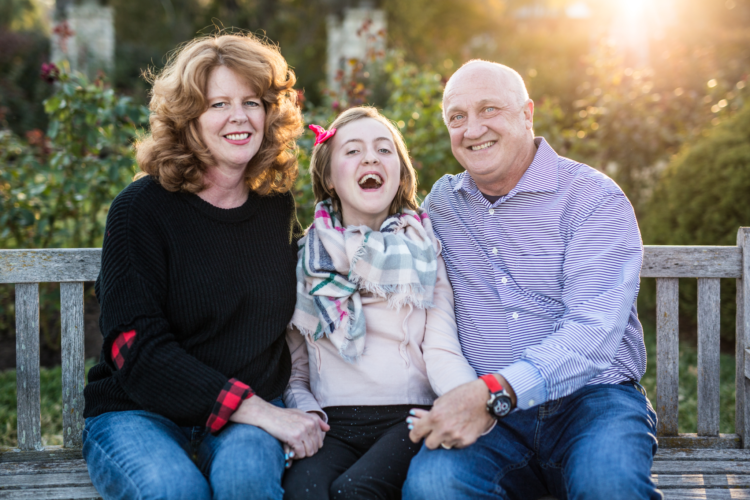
491;395;512;417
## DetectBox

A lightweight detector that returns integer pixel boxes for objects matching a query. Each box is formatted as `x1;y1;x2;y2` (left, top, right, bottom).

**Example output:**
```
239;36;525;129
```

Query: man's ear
524;99;535;130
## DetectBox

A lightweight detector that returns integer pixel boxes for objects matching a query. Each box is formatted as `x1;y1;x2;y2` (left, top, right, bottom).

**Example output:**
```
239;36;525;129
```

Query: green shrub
641;101;750;343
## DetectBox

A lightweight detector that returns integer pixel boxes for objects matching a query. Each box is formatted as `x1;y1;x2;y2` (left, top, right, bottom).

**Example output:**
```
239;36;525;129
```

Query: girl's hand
406;408;429;431
230;397;330;461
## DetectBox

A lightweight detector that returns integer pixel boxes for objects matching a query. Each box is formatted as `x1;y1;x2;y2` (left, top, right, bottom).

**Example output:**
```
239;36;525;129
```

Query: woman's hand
230;397;329;463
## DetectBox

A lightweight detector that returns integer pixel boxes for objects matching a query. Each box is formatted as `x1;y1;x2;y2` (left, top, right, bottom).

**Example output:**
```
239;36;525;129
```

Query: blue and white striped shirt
425;137;646;410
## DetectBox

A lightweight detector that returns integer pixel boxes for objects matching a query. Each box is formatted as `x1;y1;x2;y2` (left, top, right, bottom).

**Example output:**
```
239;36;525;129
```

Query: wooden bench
1;228;750;499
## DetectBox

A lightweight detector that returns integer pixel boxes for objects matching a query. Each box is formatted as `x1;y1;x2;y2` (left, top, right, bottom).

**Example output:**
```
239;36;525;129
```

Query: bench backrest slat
737;229;750;448
0;249;101;283
697;278;721;436
656;277;680;436
15;283;43;451
60;282;85;449
642;246;742;278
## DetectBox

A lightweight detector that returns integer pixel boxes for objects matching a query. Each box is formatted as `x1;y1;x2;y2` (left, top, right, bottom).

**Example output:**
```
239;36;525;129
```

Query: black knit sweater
83;176;302;426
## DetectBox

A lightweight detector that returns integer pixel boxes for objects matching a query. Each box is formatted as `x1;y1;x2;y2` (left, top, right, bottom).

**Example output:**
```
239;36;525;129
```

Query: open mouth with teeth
358;173;384;190
224;132;252;144
469;141;496;151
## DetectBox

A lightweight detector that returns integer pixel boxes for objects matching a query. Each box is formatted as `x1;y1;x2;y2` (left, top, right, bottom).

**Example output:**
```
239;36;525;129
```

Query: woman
82;34;327;500
282;107;479;500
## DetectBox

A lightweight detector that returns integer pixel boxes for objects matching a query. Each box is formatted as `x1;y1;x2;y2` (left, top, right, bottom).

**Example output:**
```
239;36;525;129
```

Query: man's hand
230;396;329;461
408;375;515;449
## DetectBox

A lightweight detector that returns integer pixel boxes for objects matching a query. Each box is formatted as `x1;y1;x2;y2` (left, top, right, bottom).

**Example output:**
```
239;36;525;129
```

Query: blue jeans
82;398;285;500
403;383;662;500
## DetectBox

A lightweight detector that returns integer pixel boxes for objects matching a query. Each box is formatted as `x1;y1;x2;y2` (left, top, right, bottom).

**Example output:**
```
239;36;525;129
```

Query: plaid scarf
290;199;438;362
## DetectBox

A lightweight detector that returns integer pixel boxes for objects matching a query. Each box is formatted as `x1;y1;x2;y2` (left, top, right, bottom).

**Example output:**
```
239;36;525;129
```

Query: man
403;60;661;500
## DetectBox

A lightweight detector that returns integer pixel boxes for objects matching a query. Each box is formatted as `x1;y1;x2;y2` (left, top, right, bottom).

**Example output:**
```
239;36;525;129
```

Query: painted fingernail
289;451;295;458
406;417;413;424
409;410;416;416
408;425;414;430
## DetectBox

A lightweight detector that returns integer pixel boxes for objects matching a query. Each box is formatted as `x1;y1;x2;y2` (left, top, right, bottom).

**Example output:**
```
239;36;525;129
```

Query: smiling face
327;118;402;229
443;63;536;195
198;65;266;174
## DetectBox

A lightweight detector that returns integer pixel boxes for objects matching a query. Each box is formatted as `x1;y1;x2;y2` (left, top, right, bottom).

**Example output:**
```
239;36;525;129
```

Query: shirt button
512;312;519;320
492;248;498;255
489;208;495;215
528;400;535;407
501;277;508;284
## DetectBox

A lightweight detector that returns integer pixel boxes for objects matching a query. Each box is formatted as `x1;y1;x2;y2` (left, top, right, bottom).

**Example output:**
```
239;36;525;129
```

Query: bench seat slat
0;486;101;500
15;284;42;452
60;283;85;449
698;278;722;436
661;489;750;499
657;278;680;436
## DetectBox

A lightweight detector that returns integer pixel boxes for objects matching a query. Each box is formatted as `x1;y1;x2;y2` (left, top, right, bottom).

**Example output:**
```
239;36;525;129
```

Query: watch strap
480;374;503;394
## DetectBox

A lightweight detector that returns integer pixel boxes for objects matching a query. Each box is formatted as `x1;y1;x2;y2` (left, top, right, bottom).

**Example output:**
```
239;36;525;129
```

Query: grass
0;328;739;447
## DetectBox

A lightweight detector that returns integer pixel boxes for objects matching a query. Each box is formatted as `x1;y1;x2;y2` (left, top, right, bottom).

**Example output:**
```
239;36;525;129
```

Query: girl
282;107;478;500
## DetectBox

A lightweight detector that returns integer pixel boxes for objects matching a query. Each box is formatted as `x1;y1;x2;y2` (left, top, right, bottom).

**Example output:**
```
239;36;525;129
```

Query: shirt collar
454;137;559;196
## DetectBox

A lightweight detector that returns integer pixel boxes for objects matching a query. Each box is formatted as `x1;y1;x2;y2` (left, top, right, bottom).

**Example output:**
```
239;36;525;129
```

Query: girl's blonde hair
309;106;418;214
135;33;303;195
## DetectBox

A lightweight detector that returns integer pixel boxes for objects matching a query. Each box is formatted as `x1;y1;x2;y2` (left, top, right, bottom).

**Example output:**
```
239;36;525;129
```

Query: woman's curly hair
135;33;303;195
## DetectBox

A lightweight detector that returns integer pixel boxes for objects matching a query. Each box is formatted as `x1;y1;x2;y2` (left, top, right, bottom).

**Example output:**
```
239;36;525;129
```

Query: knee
209;424;284;500
566;453;657;500
402;449;461;500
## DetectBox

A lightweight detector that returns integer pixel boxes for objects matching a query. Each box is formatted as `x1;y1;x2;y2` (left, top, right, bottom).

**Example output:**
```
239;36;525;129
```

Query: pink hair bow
309;124;336;146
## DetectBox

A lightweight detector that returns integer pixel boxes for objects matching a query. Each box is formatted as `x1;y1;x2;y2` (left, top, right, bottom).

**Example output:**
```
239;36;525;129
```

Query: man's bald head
443;60;529;122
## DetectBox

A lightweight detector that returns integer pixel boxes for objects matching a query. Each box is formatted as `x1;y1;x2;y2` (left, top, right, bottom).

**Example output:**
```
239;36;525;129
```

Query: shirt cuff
498;360;547;410
206;378;254;433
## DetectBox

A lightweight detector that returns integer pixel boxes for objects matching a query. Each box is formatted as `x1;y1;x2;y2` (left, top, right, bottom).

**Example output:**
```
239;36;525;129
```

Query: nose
463;116;487;141
361;148;379;165
229;102;248;124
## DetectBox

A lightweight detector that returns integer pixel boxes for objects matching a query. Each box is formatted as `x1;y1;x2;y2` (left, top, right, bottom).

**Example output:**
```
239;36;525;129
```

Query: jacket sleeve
97;190;245;428
422;255;478;396
498;192;644;409
284;326;327;421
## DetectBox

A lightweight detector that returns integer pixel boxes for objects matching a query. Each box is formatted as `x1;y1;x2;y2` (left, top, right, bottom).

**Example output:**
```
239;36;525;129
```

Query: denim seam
85;433;144;500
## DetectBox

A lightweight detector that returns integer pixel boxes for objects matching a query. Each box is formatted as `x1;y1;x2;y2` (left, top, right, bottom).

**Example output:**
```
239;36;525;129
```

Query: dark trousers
283;405;430;500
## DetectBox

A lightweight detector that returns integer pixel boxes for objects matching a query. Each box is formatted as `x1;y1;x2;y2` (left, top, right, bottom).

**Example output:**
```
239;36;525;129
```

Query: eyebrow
445;99;505;116
342;137;394;146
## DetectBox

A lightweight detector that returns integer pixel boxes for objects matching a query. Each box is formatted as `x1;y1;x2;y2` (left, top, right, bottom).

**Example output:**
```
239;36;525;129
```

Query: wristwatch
480;374;513;419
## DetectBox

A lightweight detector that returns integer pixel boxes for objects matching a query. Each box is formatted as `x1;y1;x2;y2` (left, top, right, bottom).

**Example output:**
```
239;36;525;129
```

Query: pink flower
40;63;60;84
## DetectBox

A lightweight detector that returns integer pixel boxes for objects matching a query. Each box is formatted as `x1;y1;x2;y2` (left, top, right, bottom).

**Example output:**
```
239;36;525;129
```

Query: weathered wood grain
1;472;93;488
60;283;85;449
662;489;750;499
654;474;750;488
0;458;87;474
739;228;750;449
657;278;680;436
655;448;750;461
698;278;722;436
15;284;42;452
659;434;742;450
0;249;100;284
0;486;101;499
642;246;742;278
0;447;83;464
652;461;750;474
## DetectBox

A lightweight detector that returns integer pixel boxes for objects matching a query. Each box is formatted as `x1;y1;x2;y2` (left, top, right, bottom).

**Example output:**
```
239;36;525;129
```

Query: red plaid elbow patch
206;378;254;433
111;330;136;370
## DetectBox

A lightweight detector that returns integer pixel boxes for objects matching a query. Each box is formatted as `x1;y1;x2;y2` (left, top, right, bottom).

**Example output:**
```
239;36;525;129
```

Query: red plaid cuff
206;378;254;433
111;330;136;370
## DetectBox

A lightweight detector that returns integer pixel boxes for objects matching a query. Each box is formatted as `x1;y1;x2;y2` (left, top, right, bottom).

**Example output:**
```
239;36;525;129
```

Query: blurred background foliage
1;0;750;441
